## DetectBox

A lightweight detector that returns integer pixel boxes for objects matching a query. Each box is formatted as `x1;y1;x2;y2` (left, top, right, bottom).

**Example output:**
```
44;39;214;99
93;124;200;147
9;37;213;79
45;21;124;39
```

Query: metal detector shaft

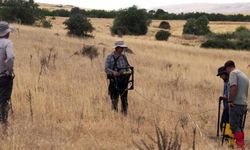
217;98;222;137
242;109;248;130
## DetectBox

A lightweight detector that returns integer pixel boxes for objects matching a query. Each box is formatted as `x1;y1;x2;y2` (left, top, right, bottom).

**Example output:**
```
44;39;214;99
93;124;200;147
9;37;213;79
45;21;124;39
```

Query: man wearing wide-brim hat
105;39;131;116
0;21;15;132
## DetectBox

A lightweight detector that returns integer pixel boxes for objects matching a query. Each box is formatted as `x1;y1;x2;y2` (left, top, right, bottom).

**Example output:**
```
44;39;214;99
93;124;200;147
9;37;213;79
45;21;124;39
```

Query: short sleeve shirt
229;69;249;105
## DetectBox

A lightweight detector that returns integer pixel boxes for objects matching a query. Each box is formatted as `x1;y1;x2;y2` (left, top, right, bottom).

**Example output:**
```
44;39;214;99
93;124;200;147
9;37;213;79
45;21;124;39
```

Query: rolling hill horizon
153;3;250;14
38;2;250;14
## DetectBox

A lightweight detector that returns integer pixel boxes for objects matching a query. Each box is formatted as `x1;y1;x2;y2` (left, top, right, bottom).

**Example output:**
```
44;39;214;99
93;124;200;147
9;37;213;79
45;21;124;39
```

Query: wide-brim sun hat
0;21;14;37
113;39;127;48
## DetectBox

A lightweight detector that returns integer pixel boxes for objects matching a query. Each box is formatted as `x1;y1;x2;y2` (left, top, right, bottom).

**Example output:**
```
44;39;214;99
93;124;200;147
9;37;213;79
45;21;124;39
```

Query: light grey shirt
0;38;14;75
229;69;249;105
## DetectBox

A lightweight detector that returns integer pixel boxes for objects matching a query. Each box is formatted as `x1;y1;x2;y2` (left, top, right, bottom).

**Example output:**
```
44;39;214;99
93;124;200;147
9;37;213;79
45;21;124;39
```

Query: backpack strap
112;55;120;70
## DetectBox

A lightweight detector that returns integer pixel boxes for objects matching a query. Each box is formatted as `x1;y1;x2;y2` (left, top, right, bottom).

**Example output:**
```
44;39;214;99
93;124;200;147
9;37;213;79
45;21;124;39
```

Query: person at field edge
105;39;130;116
224;60;249;149
0;21;15;132
217;66;230;130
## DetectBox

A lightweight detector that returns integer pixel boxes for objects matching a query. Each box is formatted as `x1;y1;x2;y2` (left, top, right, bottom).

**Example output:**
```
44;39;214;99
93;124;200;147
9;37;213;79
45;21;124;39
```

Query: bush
235;26;250;33
111;6;149;35
207;32;235;40
41;19;53;28
233;26;250;40
155;30;171;41
201;39;236;49
235;39;250;50
0;0;44;25
202;26;250;50
81;45;99;60
201;39;250;50
159;21;171;29
63;13;94;37
183;16;211;35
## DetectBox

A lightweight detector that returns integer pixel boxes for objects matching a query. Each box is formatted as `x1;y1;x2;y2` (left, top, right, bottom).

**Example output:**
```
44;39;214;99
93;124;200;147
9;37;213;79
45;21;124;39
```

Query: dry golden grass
1;17;250;149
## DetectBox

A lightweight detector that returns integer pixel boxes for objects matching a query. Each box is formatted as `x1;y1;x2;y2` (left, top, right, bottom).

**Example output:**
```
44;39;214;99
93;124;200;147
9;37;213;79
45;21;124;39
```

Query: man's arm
229;85;237;103
105;55;113;74
5;41;14;75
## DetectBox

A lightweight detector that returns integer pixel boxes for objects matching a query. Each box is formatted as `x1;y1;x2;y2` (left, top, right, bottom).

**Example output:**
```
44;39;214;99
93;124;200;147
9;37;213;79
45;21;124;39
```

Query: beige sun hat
113;39;127;48
0;21;14;37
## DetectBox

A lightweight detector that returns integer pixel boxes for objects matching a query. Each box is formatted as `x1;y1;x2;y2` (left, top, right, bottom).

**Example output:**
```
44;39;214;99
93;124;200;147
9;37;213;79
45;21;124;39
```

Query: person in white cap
105;39;130;116
0;21;15;131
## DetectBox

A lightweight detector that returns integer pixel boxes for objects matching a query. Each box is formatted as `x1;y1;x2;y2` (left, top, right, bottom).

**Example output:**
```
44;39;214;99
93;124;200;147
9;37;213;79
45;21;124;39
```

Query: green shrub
155;30;171;41
41;19;53;28
111;6;149;35
0;0;44;25
233;27;250;40
81;45;99;60
63;13;94;37
183;16;211;35
183;18;196;35
235;39;250;50
235;26;250;33
202;26;250;50
159;21;170;29
207;32;235;40
201;39;236;49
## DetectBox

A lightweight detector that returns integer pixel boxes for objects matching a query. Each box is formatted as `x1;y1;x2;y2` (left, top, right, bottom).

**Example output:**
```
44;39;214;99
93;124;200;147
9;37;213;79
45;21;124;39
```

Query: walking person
105;39;131;116
224;60;249;149
0;21;15;132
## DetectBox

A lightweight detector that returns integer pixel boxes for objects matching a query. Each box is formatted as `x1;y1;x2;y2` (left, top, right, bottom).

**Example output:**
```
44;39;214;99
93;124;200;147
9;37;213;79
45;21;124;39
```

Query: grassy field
0;17;250;149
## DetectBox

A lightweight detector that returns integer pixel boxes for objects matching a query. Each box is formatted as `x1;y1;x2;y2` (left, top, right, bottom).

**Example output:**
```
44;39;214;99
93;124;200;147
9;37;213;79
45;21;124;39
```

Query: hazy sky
35;0;250;10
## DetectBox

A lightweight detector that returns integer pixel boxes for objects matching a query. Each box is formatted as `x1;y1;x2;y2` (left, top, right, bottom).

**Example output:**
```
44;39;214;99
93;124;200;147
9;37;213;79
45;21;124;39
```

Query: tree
195;15;210;35
111;6;149;35
183;16;211;35
0;0;44;25
183;18;196;35
63;13;94;37
70;7;85;16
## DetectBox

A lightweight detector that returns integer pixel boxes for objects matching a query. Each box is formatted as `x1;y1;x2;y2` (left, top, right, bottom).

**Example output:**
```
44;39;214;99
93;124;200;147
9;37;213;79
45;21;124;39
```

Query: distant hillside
38;3;74;11
154;3;250;14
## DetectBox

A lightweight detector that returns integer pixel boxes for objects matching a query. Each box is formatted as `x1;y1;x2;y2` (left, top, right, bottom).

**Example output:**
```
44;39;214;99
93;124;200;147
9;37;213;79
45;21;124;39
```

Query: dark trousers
229;105;247;133
108;77;128;115
0;76;13;125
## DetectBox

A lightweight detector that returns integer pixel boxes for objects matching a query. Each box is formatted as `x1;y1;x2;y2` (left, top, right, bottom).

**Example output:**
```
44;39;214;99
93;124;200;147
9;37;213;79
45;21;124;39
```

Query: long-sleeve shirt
223;81;229;109
105;52;129;75
0;38;14;75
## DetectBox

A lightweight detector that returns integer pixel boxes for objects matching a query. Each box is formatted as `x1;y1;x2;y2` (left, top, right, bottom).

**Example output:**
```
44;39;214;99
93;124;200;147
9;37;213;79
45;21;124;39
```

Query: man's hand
113;71;120;77
219;96;227;101
228;102;234;108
